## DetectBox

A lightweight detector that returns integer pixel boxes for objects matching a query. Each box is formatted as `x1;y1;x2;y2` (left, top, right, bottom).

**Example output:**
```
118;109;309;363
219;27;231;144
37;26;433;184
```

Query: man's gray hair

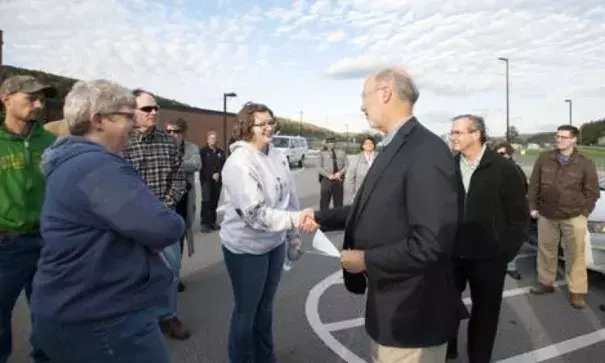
63;79;135;135
452;114;488;143
374;68;420;105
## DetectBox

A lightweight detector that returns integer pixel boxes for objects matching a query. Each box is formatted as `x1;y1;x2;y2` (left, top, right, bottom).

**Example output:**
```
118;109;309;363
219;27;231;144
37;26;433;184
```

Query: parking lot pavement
8;165;605;363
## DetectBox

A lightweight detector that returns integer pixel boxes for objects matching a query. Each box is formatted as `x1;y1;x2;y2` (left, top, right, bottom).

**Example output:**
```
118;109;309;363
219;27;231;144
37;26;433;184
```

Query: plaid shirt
121;128;186;209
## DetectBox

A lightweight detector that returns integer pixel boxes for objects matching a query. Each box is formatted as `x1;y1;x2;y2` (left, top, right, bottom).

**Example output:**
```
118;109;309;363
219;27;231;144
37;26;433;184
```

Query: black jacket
315;118;463;348
199;146;225;182
455;149;529;261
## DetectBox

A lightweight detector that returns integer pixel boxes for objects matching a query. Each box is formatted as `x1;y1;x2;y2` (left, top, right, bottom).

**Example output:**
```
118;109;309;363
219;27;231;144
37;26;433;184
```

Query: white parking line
495;328;605;363
321;280;568;333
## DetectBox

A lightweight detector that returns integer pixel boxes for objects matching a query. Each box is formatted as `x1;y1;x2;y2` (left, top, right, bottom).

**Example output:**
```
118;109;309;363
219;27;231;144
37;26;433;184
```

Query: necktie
331;149;338;173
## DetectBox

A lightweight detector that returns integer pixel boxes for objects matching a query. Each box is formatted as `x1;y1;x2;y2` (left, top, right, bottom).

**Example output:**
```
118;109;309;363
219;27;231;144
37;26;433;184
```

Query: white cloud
0;0;603;136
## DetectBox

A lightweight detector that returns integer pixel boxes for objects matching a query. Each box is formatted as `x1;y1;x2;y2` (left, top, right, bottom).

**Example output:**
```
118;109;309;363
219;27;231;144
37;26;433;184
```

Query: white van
271;135;308;167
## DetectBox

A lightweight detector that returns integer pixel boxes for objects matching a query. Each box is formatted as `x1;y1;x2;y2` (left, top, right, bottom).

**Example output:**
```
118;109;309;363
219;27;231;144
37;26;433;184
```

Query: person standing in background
528;125;599;310
344;135;377;203
494;142;529;280
0;75;55;363
165;118;201;292
317;136;348;210
121;89;190;340
199;130;226;233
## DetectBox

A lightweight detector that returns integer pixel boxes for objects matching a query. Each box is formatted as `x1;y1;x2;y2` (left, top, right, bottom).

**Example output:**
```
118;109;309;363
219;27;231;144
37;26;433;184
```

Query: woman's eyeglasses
253;120;277;128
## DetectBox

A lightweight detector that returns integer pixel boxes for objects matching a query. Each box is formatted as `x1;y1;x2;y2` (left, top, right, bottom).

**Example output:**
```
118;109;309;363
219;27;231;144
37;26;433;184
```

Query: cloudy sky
1;0;604;135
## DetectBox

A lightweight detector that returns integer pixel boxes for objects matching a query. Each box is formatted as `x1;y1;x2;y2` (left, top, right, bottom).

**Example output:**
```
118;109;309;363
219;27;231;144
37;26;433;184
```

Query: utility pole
498;57;510;143
222;92;237;149
565;99;572;125
299;110;303;136
0;29;4;65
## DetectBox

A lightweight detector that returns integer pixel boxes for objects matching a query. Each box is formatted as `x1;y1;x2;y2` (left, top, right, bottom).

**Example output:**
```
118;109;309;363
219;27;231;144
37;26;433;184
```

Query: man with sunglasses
121;89;190;340
494;142;529;280
0;75;56;363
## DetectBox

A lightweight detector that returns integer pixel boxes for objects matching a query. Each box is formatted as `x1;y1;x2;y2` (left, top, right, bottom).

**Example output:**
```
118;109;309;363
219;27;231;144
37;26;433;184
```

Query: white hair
374;68;420;105
63;79;135;135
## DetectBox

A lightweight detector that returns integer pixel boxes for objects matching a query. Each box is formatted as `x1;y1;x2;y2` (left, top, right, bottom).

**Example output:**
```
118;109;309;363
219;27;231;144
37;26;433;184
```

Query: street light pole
345;124;349;152
565;99;572;125
223;92;237;150
299;110;303;136
498;57;510;143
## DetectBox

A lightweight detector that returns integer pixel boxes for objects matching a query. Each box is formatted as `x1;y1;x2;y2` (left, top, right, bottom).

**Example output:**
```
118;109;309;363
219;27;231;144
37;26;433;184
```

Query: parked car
271;135;308;167
526;178;605;274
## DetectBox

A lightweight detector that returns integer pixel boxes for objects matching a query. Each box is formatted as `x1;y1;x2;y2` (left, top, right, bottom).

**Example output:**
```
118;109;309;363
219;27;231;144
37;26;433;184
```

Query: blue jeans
0;233;49;363
222;243;285;363
157;241;181;321
33;307;170;363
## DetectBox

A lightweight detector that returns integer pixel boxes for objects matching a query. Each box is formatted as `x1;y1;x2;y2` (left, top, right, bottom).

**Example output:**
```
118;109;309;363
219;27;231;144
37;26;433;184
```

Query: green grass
515;147;605;171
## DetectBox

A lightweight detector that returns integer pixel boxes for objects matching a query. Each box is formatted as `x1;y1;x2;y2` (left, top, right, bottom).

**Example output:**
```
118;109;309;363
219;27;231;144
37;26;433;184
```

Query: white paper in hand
312;230;341;258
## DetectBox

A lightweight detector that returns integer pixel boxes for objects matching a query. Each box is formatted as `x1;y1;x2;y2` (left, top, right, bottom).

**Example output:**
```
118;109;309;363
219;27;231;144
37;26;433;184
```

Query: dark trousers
33;307;170;363
0;233;49;363
175;190;189;257
201;179;222;227
448;258;507;363
222;243;285;363
319;178;344;211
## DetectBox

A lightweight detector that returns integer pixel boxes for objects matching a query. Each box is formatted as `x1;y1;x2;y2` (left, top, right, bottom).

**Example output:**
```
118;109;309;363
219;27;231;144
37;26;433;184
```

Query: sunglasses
139;105;159;113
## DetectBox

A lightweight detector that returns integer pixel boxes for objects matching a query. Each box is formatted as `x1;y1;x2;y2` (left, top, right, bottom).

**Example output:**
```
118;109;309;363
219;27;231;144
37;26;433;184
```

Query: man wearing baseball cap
0;75;56;363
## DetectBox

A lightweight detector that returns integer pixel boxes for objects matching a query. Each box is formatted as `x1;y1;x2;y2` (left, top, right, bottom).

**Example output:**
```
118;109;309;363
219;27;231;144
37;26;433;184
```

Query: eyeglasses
166;129;182;134
138;105;159;113
554;135;573;140
253;120;277;128
449;129;477;137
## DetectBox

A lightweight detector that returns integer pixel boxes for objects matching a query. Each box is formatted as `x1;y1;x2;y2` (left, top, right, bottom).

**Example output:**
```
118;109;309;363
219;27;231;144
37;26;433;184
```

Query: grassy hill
0;65;352;139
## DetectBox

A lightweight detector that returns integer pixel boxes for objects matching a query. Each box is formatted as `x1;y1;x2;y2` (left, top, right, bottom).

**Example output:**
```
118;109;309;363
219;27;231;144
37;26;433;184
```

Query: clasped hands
298;208;319;233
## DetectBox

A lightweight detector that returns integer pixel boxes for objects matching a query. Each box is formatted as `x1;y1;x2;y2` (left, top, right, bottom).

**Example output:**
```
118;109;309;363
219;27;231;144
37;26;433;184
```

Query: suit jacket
317;148;348;180
315;118;462;348
455;149;529;261
344;152;376;202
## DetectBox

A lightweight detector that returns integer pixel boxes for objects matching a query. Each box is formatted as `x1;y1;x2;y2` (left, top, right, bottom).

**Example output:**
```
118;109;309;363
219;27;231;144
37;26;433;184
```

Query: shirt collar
461;144;487;168
377;115;413;149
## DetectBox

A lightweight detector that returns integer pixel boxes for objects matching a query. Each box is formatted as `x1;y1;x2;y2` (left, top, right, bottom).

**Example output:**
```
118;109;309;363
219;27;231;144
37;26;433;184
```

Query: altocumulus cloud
313;0;605;97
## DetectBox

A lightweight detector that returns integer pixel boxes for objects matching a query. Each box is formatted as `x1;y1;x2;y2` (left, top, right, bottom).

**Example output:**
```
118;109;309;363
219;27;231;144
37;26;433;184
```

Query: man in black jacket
199;130;226;233
303;68;462;363
494;142;529;281
447;115;529;362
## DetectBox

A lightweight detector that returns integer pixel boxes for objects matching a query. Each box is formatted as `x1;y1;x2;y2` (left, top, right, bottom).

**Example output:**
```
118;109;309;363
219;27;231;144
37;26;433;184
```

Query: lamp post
565;99;572;125
498;57;510;143
299;110;303;136
223;92;237;149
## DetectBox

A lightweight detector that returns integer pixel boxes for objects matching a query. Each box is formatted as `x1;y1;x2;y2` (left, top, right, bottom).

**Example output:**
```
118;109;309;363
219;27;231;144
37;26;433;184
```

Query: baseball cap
0;75;57;98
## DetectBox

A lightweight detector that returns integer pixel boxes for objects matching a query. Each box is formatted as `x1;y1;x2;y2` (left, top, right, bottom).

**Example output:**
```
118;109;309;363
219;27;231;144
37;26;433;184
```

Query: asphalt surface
8;156;605;363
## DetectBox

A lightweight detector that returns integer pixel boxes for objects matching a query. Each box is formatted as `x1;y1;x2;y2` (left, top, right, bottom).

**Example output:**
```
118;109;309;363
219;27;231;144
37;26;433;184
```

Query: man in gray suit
317;137;348;210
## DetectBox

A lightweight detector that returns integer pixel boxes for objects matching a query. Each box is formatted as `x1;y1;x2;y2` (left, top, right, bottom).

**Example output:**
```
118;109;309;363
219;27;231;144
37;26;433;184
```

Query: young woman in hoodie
220;102;312;363
30;80;184;363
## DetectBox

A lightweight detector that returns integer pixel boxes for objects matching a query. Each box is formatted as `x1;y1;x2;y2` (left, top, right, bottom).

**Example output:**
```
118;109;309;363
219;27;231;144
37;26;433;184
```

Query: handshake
298;208;319;233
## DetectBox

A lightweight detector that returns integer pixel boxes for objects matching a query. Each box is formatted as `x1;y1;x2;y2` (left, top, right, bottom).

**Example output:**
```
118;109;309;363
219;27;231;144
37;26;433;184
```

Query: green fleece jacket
0;122;56;233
